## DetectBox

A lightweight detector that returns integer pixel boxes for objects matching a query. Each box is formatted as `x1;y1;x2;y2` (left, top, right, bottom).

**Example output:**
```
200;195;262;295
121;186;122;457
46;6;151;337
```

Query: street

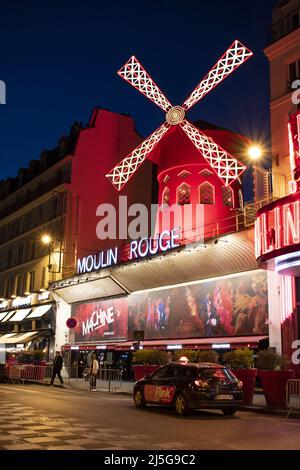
0;383;300;450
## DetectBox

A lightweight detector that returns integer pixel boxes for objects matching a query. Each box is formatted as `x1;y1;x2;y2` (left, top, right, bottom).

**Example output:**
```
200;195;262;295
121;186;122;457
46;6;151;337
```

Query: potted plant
174;349;199;363
223;348;257;405
197;350;219;363
132;349;168;381
257;348;295;408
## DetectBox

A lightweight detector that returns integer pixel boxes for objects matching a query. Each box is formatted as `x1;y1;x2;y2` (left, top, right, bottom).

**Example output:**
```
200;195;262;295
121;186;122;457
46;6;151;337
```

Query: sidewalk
67;378;134;394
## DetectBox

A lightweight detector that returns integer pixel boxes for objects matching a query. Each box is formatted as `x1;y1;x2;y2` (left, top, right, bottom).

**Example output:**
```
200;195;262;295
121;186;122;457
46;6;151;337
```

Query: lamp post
247;145;270;202
41;234;63;274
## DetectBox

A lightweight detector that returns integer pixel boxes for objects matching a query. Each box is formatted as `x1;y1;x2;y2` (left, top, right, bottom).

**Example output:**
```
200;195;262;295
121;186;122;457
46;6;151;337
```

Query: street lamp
248;145;263;161
247;144;271;202
41;234;52;245
40;233;62;274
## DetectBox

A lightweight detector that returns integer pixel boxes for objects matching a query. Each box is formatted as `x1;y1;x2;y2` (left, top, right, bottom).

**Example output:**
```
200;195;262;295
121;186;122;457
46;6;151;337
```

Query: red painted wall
69;109;153;260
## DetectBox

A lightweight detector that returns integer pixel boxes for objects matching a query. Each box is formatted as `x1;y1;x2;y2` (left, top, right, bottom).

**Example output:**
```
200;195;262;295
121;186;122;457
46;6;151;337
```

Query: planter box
132;365;160;381
258;370;295;408
232;369;257;405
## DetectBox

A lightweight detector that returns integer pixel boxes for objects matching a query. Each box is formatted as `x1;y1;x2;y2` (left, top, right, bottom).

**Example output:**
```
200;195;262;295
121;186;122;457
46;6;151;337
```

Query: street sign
66;317;78;329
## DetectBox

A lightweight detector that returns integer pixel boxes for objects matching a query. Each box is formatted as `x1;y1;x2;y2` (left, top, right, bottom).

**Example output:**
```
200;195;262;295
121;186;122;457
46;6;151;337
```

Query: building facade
265;0;300;197
255;0;300;362
0;109;152;359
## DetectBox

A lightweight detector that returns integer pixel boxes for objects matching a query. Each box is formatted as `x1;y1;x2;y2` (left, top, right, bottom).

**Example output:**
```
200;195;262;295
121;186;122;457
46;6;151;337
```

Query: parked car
133;362;243;416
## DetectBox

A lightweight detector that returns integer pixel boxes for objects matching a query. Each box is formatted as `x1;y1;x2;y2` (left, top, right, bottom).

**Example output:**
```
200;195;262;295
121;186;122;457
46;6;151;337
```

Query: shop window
162;187;170;206
177;170;191;179
199;169;213;177
177;183;191;206
222;186;233;207
199;182;215;205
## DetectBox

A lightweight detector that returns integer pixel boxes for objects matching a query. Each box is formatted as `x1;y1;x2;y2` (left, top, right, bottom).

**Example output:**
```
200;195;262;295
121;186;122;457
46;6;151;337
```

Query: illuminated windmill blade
106;122;170;191
180;120;246;186
118;56;173;112
182;40;253;111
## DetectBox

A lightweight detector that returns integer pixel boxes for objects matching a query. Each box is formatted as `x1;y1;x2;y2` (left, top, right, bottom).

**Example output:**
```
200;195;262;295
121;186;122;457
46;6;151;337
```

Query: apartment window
16;274;24;296
288;60;300;89
29;271;35;292
5;277;13;298
41;266;47;290
17;244;24;264
177;183;191;206
199;182;215;205
30;240;36;261
292;12;299;31
162;187;170;206
7;247;13;269
222;186;234;208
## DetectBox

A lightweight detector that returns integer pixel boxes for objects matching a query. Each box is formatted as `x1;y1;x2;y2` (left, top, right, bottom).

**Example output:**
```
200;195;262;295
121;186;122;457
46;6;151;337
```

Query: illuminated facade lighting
106;40;252;191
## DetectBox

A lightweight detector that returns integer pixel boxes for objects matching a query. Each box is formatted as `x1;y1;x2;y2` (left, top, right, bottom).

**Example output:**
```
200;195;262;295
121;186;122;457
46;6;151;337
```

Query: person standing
91;354;99;391
50;351;64;386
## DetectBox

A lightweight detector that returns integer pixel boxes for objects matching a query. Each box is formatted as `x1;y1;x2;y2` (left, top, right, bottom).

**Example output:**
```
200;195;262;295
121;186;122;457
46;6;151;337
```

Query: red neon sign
255;194;300;260
288;110;300;182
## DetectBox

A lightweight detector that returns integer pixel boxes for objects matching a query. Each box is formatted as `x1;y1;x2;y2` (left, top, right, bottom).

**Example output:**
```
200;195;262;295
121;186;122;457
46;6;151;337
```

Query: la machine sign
77;227;181;274
255;193;300;261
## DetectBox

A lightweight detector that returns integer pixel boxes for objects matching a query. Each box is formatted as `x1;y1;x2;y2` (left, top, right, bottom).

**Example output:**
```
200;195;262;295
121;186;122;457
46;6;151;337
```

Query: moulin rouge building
49;40;279;368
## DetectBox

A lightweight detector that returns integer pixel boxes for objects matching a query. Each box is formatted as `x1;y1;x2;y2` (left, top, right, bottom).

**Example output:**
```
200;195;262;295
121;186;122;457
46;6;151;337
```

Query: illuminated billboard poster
128;271;268;340
72;298;128;342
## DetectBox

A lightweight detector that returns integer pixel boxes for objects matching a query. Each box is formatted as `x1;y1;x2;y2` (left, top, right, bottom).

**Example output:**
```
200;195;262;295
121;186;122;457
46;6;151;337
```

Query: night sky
0;0;276;180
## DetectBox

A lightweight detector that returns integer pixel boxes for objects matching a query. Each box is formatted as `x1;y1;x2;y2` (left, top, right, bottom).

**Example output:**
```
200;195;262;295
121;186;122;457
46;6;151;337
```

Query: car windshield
198;368;236;381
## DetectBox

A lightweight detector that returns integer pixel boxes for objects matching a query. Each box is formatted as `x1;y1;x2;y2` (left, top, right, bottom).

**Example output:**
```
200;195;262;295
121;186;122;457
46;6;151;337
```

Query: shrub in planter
257;349;294;408
197;350;219;363
174;349;199;363
132;350;168;381
223;348;256;405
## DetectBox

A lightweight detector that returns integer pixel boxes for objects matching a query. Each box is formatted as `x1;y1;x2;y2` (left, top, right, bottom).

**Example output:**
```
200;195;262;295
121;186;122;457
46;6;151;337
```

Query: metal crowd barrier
7;364;124;392
286;379;300;417
8;364;53;384
71;366;123;392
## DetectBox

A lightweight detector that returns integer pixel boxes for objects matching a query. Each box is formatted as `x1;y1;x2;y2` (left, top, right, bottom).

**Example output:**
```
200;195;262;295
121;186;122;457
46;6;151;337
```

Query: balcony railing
267;7;300;45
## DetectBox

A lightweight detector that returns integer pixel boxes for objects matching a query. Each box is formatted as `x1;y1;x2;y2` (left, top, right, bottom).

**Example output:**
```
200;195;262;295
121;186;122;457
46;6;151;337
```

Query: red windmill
106;40;253;192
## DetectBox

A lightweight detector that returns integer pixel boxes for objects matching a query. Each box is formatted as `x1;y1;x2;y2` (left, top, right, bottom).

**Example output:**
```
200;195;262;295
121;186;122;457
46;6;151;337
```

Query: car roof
171;362;225;369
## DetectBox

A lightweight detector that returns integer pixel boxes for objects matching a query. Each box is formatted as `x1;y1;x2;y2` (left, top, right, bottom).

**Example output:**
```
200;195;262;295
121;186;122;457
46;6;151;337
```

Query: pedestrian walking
90;354;99;391
50;351;64;386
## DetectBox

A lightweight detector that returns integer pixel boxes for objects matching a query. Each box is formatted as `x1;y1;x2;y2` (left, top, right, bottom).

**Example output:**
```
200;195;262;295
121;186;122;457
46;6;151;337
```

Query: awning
62;336;267;351
140;336;268;349
53;275;128;304
9;309;32;322
0;331;38;344
27;304;53;318
1;311;17;322
0;311;9;321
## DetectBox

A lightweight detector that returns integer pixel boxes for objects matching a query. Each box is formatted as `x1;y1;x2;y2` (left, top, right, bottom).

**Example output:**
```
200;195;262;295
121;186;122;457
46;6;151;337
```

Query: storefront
52;226;272;372
255;110;300;364
255;190;300;361
0;291;56;362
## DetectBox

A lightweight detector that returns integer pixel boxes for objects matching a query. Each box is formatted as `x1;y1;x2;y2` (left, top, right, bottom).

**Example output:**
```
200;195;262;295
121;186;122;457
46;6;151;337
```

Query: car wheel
134;388;146;408
222;408;237;416
174;393;190;416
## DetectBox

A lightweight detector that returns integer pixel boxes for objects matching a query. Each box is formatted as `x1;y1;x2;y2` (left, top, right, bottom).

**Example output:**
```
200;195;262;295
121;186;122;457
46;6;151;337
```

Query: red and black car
133;362;243;416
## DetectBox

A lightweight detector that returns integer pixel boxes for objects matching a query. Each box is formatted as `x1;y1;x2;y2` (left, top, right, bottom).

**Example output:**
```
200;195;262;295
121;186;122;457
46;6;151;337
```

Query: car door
144;366;169;403
147;365;178;405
